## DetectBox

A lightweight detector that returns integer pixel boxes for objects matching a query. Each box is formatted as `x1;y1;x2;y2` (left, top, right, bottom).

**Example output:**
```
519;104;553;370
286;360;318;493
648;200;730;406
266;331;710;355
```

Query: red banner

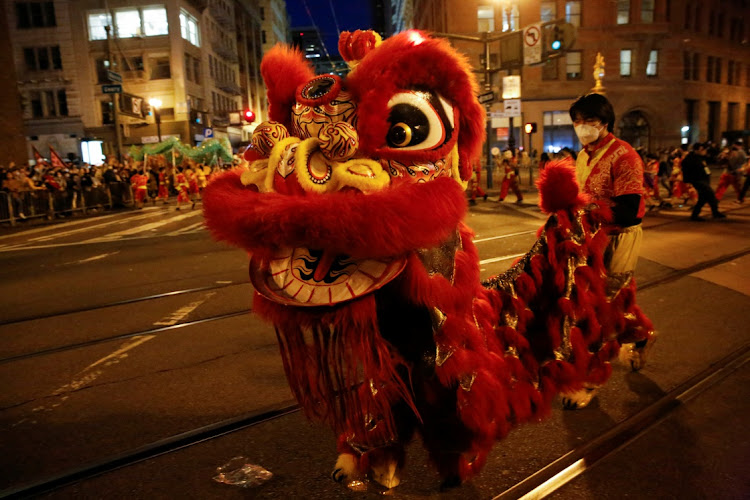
49;145;66;170
32;146;48;167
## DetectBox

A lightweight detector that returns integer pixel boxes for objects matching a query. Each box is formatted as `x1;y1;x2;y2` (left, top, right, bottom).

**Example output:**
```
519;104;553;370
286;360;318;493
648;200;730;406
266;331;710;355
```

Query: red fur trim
345;31;485;180
260;45;315;128
536;159;588;214
203;171;467;259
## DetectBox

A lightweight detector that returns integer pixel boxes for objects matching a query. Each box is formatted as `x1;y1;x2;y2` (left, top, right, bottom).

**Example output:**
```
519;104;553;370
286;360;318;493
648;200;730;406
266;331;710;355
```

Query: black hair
691;142;706;151
569;93;615;132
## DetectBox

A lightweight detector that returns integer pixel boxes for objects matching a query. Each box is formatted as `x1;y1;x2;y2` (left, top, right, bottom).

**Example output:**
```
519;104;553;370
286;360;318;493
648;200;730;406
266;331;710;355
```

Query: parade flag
49;145;66;170
32;146;48;167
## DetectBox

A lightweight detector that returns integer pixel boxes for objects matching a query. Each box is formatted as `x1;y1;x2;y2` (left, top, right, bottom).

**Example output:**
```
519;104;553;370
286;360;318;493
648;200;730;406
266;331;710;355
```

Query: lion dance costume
203;30;655;490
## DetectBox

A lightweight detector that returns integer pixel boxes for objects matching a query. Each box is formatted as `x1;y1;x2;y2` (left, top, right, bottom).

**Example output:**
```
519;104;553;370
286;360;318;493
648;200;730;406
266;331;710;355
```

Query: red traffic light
524;122;537;134
243;109;255;122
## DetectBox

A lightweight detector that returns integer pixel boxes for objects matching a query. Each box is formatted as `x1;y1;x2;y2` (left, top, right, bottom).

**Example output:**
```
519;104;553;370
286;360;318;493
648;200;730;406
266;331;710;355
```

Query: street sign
102;84;122;94
523;23;542;65
477;91;495;104
204;128;214;139
107;70;122;83
503;99;522;117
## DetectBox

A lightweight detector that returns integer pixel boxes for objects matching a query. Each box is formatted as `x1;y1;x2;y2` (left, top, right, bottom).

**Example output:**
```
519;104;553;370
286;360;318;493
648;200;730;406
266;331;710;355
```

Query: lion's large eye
385;91;454;150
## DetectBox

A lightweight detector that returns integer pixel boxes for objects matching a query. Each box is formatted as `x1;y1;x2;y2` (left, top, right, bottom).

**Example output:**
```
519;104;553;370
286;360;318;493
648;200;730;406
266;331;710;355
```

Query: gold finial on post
592;52;606;94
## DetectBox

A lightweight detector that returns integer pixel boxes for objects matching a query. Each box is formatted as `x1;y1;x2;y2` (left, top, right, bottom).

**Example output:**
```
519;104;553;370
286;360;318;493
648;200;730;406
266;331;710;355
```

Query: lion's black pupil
389;126;407;145
304;78;335;99
387;103;429;147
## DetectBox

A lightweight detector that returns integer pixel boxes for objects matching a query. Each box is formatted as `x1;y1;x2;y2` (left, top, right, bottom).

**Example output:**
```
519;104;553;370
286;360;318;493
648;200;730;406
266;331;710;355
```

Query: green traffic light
551;40;561;50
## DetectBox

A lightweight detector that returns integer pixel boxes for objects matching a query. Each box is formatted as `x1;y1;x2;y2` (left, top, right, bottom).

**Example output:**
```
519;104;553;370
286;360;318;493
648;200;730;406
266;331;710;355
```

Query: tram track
2;243;748;367
2;343;746;499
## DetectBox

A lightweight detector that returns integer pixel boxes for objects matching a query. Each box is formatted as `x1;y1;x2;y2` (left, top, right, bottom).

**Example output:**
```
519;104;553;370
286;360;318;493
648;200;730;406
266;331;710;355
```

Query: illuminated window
543;111;577;152
566;51;582;79
143;6;168;36
641;0;655;23
180;10;200;46
646;50;658;76
88;12;112;40
116;9;141;38
477;5;494;32
617;0;630;24
620;49;632;77
565;1;581;27
541;1;556;22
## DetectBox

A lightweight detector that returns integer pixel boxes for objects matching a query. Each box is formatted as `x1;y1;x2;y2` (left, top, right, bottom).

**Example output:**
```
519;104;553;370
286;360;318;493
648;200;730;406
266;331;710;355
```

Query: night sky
285;0;373;57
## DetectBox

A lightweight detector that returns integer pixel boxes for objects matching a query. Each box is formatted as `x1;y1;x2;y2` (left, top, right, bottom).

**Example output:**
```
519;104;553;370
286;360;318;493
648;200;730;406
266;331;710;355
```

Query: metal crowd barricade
1;182;134;226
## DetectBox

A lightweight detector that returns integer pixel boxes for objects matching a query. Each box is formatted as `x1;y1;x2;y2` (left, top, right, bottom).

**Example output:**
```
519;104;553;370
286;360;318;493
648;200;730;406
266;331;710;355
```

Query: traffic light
243;109;255;122
524;122;537;134
542;20;576;59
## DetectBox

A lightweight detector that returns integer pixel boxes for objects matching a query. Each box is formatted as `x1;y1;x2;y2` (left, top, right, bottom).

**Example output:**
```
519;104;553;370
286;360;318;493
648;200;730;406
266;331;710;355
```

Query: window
116;9;141;37
261;30;267;44
617;0;630;24
542;58;558;80
180;10;200;46
101;100;114;124
260;7;265;20
646;50;658;76
502;4;519;32
683;2;691;29
184;54;193;82
706;56;714;82
566;51;582;79
620;49;632;77
541;1;556;22
149;56;171;80
694;6;701;32
208;55;214;78
89;7;167;41
543;111;577;152
641;0;654;23
708;10;716;36
193;57;201;85
727;102;738;130
15;1;56;28
27;88;68;118
565;1;581;27
87;12;112;40
477;5;494;32
683;52;691;80
734;62;741;87
23;46;62;71
95;57;112;83
728;60;735;85
717;13;725;38
692;53;699;80
715;57;721;83
143;6;168;36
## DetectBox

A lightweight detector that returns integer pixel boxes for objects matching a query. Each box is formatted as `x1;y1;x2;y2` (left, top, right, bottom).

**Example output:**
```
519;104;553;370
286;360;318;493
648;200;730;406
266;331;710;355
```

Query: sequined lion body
202;30;653;489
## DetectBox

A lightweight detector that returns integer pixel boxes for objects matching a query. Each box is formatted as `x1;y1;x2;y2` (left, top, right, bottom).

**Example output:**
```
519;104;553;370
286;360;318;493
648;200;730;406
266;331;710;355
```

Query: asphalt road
0;192;748;499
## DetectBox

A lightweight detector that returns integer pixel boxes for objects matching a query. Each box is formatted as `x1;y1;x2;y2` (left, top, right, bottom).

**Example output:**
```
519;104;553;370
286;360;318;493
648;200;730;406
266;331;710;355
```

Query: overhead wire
300;0;335;71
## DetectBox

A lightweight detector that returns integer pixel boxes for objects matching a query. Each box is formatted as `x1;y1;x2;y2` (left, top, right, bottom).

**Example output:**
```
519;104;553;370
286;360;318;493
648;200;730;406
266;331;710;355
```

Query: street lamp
149;98;162;142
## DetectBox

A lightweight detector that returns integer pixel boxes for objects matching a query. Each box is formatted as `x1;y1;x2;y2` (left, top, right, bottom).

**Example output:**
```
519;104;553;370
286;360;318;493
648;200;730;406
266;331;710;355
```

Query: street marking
30;210;165;242
167;220;205;236
152;292;216;326
516;459;586;500
474;230;536;243
59;251;120;266
83;211;203;242
11;335;156;427
480;252;527;265
0;212;125;241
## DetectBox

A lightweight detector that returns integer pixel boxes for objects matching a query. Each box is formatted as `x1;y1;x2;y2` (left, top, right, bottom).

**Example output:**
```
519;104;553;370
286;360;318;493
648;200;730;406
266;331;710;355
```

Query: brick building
4;0;279;164
409;0;750;156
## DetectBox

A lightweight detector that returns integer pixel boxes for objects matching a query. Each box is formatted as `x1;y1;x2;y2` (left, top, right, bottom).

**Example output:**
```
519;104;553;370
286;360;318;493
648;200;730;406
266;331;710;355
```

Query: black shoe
690;215;705;222
469;199;477;206
483;194;488;201
712;212;727;219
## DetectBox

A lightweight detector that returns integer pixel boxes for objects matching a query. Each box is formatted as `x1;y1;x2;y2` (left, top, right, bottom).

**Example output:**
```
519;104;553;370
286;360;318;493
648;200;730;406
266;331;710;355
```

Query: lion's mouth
250;248;406;306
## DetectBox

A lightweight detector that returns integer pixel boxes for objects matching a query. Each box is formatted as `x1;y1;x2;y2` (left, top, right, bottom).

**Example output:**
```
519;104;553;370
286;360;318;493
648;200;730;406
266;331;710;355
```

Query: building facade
259;0;289;54
411;0;750;156
5;0;273;164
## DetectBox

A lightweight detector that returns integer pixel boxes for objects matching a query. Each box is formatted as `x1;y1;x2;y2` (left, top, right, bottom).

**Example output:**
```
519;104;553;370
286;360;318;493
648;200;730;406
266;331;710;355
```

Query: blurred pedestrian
496;151;523;204
715;139;746;203
681;142;725;221
467;162;487;205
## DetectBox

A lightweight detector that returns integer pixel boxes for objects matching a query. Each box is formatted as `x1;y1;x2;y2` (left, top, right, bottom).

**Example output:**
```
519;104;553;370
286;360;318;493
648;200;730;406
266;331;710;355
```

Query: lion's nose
318;122;358;162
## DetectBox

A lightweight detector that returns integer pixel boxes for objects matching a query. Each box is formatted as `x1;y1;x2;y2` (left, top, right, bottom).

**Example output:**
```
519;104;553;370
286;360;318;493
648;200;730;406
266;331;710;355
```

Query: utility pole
105;25;123;163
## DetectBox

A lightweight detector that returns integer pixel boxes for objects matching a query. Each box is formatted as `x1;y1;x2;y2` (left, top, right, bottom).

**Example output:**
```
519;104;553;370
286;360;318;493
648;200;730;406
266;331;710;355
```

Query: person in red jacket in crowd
496;150;523;204
131;169;149;209
175;166;193;210
467;162;487;205
157;166;169;204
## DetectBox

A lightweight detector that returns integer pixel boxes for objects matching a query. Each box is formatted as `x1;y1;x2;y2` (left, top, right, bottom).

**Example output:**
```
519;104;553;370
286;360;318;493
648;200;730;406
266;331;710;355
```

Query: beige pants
604;224;643;296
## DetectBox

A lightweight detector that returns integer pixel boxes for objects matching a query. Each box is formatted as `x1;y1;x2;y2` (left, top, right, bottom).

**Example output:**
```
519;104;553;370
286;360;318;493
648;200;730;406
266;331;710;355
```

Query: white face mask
574;123;603;145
